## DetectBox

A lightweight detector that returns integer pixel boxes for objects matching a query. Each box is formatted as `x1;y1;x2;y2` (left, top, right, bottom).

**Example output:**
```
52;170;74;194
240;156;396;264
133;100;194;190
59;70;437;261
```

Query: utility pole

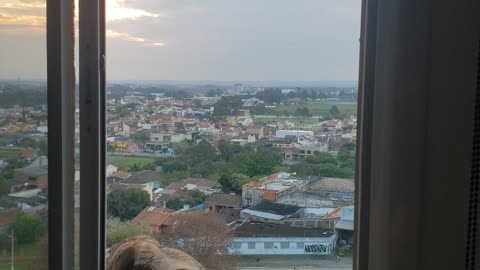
10;229;14;270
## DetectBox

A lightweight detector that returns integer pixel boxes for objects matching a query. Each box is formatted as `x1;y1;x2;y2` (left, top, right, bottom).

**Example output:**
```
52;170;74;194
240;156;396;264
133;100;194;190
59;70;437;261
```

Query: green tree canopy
229;149;281;177
10;212;46;244
107;189;150;221
329;105;340;115
0;178;10;195
219;173;251;194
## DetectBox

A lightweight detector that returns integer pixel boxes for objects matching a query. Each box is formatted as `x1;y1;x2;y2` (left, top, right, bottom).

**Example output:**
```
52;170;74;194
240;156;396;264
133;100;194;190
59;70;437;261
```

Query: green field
0;243;38;270
0;150;19;160
254;117;319;125
108;155;155;171
272;102;357;116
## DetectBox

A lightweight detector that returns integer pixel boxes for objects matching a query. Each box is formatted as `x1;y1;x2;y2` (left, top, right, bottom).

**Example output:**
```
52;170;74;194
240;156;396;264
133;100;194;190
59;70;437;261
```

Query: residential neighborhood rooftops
120;170;160;184
132;207;174;230
165;178;217;191
234;222;334;238
307;178;354;192
247;201;301;216
204;193;241;207
14;164;48;177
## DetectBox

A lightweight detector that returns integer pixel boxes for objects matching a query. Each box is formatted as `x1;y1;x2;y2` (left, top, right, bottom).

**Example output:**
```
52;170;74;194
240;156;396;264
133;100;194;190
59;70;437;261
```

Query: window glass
0;0;49;268
105;1;360;269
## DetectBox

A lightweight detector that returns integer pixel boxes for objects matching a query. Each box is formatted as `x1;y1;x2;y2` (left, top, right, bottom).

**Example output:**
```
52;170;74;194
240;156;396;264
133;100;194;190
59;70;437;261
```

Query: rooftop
247;201;301;216
121;170;160;184
234;222;334;238
204;193;241;207
132;207;174;229
14;165;48;177
307;178;355;192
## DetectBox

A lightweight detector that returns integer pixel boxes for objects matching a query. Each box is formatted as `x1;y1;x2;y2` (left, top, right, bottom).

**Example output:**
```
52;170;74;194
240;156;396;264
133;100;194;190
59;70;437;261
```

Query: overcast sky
0;0;361;81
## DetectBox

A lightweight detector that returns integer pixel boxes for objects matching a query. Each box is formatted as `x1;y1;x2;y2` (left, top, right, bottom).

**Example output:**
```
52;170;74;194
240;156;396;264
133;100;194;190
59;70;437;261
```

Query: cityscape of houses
0;81;357;268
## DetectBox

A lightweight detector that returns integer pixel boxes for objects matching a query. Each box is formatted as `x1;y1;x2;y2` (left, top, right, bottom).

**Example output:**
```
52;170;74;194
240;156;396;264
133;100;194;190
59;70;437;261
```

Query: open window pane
104;1;360;269
0;1;49;268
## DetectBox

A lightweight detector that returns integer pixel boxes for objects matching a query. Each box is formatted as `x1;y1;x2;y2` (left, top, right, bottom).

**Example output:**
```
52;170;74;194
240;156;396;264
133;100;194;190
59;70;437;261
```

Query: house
275;130;314;139
18;149;37;163
107;171;131;184
245;125;264;139
294;144;329;158
122;143;141;153
106;164;118;177
132;206;174;233
204;193;241;213
164;178;219;196
14;164;48;189
118;170;162;200
242;172;305;206
231;222;337;255
240;201;302;221
270;139;294;149
334;206;354;245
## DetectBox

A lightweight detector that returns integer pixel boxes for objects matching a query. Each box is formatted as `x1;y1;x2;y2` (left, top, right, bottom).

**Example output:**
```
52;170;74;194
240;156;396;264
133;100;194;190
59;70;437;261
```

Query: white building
231;222;337;255
276;130;314;139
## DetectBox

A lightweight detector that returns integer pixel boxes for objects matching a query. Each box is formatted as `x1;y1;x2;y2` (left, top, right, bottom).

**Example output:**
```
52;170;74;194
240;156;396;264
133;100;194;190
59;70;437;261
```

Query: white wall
231;235;337;255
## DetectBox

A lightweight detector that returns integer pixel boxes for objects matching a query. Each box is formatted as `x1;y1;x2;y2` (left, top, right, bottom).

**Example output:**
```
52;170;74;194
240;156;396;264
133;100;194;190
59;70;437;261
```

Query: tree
130;132;149;147
38;140;48;156
304;153;338;165
10;212;46;244
128;163;142;172
20;138;38;148
229;149;281;177
191;160;215;178
219;173;251;194
107;144;116;152
1;158;25;179
166;190;206;210
295;107;311;117
158;212;237;270
179;141;218;171
106;217;151;248
0;178;10;195
329;105;340;115
107;189;151;221
218;139;244;161
30;234;48;270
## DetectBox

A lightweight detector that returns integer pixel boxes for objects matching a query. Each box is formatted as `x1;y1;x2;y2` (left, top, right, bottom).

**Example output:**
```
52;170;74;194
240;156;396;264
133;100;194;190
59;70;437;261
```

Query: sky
0;0;361;81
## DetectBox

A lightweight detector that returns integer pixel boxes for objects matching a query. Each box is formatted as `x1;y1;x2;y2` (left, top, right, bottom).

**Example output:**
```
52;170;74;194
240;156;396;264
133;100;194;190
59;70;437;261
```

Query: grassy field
0;150;19;160
254;117;319;125
272;102;357;116
0;261;29;270
108;155;155;171
0;242;38;270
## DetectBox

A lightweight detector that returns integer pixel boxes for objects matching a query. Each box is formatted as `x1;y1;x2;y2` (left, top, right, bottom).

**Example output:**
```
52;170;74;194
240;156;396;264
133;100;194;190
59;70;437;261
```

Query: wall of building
231;235;337;255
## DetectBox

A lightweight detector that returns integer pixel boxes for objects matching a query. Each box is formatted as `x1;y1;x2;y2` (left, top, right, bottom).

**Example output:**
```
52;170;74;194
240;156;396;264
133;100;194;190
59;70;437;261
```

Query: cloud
106;30;165;47
0;0;164;46
106;0;161;22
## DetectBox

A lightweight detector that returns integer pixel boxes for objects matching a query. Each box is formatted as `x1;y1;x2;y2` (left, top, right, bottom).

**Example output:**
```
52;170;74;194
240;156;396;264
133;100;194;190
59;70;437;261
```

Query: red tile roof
132;207;174;232
19;149;36;159
320;207;342;221
111;171;131;179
